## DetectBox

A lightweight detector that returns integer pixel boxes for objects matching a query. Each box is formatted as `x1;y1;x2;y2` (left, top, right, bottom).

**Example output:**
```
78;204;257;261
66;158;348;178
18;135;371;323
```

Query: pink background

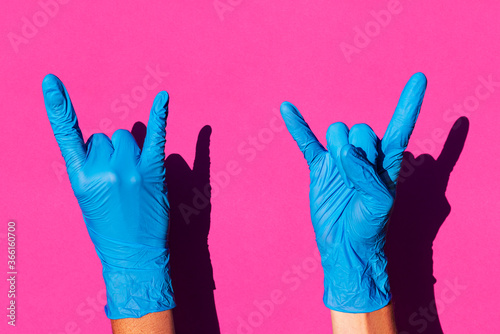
1;1;499;333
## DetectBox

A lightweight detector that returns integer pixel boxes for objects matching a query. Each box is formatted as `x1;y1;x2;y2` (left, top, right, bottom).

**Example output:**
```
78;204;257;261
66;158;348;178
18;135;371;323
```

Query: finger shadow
385;117;469;334
132;123;220;334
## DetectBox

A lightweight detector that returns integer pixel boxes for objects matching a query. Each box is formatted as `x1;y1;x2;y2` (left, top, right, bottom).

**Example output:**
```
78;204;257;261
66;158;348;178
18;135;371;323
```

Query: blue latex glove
42;74;175;319
280;73;427;313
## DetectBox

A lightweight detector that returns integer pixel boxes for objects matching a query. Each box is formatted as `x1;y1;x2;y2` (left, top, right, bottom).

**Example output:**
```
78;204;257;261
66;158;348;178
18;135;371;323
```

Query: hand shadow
132;123;220;334
385;117;469;334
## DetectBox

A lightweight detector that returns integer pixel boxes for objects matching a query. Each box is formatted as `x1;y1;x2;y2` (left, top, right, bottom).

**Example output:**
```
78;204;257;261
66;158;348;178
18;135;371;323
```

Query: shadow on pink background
0;1;499;333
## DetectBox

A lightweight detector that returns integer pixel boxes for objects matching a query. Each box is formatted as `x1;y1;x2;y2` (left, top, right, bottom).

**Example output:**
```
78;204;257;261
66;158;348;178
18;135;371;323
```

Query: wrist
330;302;397;333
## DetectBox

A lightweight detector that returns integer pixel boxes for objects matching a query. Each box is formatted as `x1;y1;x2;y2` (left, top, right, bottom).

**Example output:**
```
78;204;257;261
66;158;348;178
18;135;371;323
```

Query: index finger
381;72;427;154
42;74;86;174
280;101;325;166
141;91;169;166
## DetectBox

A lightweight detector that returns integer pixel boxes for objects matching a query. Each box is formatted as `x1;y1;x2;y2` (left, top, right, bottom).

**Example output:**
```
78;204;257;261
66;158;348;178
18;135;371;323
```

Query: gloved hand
42;74;175;319
280;73;427;313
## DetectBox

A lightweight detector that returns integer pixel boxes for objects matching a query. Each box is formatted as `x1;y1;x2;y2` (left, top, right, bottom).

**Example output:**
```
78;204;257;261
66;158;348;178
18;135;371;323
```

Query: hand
42;74;175;319
280;73;427;313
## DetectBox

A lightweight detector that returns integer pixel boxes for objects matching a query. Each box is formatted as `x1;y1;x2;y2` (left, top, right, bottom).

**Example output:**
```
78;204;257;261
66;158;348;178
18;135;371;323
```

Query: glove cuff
321;249;391;313
102;258;175;319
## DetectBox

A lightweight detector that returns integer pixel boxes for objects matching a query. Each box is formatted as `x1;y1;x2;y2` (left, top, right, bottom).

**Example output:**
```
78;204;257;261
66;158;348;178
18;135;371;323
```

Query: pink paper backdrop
1;1;499;333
